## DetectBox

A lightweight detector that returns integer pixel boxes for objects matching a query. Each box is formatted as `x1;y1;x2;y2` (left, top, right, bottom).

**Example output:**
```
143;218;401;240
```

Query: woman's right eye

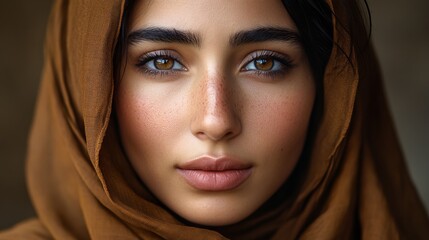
145;56;186;71
136;51;187;76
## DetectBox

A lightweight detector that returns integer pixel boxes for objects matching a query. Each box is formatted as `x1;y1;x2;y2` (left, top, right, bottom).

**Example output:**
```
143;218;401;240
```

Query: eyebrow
128;27;201;46
127;26;300;47
230;27;301;46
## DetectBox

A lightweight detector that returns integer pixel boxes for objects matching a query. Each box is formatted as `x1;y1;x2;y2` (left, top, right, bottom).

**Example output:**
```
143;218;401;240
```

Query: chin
168;195;259;227
181;210;250;227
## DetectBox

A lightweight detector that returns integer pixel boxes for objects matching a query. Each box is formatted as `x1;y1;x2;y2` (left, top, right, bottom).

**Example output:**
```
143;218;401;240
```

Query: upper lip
177;155;252;171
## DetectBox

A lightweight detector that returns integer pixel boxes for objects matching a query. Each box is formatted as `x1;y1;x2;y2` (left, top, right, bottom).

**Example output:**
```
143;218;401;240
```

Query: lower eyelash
252;68;288;80
139;67;182;77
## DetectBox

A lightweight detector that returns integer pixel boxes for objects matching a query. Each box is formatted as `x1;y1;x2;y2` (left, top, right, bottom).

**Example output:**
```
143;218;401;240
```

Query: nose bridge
191;70;241;141
205;72;229;118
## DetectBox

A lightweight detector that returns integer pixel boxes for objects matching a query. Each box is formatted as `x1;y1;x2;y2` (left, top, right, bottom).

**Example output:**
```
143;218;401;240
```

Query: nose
190;72;242;142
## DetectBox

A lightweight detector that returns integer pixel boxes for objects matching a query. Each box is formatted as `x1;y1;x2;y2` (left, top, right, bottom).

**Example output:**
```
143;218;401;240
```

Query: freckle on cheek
121;92;182;147
120;95;153;138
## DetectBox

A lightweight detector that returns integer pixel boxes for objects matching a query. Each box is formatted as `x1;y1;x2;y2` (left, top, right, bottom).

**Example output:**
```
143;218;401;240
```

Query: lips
176;156;253;191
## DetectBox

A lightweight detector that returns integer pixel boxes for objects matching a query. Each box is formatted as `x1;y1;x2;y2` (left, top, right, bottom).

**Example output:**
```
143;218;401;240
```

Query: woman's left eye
240;51;294;77
242;57;284;72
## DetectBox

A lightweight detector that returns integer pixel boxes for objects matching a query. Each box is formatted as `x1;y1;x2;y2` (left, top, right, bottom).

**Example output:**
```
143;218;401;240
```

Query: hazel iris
255;58;274;71
155;57;174;70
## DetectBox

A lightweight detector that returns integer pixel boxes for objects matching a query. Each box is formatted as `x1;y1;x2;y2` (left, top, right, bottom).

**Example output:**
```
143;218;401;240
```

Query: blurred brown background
0;0;428;229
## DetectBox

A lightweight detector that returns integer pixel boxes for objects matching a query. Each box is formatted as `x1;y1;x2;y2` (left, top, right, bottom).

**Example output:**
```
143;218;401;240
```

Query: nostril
223;131;233;139
195;132;207;140
194;125;238;142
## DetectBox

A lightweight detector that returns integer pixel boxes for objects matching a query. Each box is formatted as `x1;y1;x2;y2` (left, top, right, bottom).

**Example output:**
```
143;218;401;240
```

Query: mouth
176;156;253;191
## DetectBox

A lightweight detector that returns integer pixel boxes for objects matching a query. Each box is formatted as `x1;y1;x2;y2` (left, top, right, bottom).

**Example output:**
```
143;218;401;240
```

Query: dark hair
282;0;333;83
113;0;135;82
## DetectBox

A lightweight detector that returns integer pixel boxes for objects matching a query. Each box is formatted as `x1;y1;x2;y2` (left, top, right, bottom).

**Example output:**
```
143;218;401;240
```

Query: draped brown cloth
1;0;428;239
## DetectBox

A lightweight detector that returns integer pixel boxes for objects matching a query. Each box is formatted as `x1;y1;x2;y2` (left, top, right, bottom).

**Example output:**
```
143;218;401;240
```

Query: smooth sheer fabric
1;0;428;239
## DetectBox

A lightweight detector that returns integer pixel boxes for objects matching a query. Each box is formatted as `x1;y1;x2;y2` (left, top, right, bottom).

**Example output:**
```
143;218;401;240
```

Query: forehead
129;0;297;33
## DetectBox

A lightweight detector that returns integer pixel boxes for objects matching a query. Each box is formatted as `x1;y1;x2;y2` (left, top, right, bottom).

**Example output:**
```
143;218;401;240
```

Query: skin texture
116;0;315;226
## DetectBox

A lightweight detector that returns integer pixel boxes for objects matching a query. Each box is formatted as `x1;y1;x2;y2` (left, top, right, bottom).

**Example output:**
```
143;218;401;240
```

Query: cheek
243;83;315;199
272;98;312;146
115;84;182;161
242;80;314;196
247;87;315;157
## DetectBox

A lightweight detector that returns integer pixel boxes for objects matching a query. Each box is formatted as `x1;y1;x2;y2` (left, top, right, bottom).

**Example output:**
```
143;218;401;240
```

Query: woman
1;0;428;239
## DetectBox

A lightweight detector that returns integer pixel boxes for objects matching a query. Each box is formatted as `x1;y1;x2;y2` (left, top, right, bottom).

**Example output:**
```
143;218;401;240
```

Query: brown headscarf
1;0;428;239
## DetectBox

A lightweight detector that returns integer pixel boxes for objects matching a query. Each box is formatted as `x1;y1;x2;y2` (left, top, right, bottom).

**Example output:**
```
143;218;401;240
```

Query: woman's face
116;0;315;226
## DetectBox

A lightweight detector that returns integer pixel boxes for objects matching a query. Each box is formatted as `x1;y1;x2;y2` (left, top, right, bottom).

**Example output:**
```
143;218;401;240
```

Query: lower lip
177;168;252;191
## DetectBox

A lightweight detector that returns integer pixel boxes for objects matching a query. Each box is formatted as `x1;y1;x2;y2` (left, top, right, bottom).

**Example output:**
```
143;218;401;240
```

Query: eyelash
135;50;294;78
